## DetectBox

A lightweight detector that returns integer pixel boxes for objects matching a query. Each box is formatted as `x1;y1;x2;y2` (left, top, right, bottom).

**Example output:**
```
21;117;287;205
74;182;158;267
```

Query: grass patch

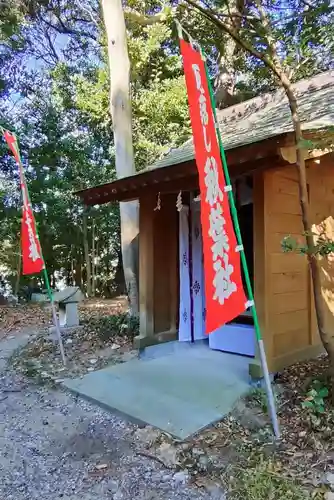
21;359;39;378
84;313;139;342
228;456;309;500
246;388;269;412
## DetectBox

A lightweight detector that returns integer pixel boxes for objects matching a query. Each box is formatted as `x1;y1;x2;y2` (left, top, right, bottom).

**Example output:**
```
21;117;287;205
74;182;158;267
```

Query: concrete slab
63;343;251;440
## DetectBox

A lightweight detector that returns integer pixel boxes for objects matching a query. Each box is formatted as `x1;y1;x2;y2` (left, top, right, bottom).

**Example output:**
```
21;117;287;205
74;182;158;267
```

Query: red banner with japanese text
180;39;246;333
3;130;44;275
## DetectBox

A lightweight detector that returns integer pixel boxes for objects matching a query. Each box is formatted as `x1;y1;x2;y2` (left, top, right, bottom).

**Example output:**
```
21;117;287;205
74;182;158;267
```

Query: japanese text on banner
180;39;246;333
3;130;44;275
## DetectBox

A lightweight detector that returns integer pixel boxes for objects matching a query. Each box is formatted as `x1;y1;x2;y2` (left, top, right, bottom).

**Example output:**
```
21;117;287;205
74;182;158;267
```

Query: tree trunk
101;0;139;315
281;75;334;392
74;249;83;288
95;238;99;296
14;242;21;296
114;248;127;296
92;217;96;297
66;267;71;286
83;210;92;297
214;0;245;108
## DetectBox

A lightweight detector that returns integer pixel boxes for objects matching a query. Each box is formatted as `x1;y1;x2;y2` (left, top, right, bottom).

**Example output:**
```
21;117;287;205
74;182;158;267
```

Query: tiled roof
148;71;334;171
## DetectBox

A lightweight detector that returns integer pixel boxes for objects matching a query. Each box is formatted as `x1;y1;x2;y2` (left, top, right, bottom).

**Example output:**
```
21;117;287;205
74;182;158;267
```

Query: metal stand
43;268;66;366
203;60;280;439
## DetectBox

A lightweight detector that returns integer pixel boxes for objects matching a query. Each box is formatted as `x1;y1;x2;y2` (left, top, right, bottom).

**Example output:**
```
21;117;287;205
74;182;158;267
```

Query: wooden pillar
152;194;178;338
249;170;272;377
169;200;178;333
134;195;154;347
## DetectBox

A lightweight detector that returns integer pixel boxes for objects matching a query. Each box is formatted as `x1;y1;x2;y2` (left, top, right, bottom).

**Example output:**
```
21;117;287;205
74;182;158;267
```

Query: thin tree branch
125;2;259;26
124;6;178;26
288;42;334;80
254;0;281;69
200;0;258;21
75;0;100;27
41;13;97;42
299;0;315;8
43;27;60;63
183;0;283;81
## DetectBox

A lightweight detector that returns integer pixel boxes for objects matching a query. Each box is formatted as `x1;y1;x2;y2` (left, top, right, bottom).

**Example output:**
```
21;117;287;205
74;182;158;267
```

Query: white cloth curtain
178;206;191;342
191;199;206;340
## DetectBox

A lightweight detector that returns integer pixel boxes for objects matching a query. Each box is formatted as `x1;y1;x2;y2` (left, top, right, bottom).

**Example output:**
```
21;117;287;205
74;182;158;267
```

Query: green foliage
302;380;329;414
1;0;333;297
282;235;309;255
247;387;279;414
133;76;190;169
228;456;308;500
247;387;270;413
85;313;139;342
282;234;334;257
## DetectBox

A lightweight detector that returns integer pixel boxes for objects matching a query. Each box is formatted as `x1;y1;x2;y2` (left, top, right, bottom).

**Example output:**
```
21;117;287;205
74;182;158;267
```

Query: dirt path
0;331;215;500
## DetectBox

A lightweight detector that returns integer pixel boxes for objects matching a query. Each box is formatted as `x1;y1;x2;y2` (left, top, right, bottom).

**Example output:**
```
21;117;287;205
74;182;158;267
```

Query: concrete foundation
63;341;251;440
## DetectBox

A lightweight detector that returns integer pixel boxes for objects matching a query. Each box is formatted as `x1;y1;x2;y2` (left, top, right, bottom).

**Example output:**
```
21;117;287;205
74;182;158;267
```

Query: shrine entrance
178;177;256;357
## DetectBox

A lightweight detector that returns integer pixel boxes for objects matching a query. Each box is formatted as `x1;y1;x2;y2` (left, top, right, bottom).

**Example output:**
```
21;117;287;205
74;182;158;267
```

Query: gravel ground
0;333;220;500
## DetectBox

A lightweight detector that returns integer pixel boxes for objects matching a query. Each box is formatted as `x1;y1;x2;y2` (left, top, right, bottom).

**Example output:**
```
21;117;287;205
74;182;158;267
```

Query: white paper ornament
176;191;183;212
154;192;161;211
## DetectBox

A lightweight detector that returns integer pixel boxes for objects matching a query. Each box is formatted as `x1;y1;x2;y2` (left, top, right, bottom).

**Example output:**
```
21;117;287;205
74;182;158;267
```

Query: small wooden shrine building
76;71;334;376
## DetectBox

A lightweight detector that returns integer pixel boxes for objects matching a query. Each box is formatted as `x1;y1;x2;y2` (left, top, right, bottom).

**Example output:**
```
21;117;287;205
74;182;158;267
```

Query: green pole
202;60;280;438
2;128;66;365
203;63;260;339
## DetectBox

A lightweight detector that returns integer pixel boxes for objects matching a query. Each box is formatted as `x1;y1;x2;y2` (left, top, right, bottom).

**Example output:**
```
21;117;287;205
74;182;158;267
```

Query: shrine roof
151;70;334;170
75;71;334;206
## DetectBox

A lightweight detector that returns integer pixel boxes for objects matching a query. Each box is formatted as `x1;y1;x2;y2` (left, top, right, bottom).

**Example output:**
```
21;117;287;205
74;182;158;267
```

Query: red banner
3;129;21;165
180;39;246;333
3;130;44;275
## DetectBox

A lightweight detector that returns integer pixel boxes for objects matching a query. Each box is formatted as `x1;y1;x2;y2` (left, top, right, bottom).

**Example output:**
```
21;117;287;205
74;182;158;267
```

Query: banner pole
42;268;66;366
2;129;66;366
202;60;280;438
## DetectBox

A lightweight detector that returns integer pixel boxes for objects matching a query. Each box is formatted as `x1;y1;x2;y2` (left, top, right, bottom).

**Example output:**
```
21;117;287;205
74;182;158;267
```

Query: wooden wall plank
268;213;304;234
153;194;178;334
270;253;307;273
271;309;309;336
139;196;155;337
271;271;307;294
253;170;274;369
268;192;302;215
271;173;299;196
270;291;308;314
168;199;179;334
267;232;303;253
308;154;334;341
273;328;310;357
264;164;312;367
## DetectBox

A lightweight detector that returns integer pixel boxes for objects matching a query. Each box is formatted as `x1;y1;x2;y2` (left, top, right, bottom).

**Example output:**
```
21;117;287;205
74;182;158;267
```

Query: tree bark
74;249;83;287
91;217;96;297
114;248;127;296
101;0;139;315
214;0;246;108
66;266;71;286
14;241;21;296
83;210;92;297
281;77;334;378
95;238;99;295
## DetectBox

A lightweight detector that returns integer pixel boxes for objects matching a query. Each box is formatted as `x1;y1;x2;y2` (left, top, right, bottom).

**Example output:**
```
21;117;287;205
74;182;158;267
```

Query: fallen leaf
95;463;108;470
